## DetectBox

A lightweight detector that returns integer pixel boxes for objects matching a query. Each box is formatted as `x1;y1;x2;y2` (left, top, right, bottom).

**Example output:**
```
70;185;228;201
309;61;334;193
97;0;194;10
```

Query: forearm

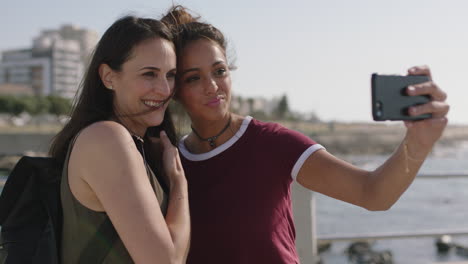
165;179;190;263
364;136;433;210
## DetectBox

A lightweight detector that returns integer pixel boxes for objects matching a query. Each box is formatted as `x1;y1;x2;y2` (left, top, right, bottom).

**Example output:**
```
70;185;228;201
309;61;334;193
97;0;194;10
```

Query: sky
1;0;467;124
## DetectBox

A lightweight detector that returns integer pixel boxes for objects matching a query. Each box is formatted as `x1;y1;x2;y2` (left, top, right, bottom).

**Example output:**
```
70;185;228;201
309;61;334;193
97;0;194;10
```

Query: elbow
362;198;396;211
360;174;397;211
360;191;396;211
364;203;392;212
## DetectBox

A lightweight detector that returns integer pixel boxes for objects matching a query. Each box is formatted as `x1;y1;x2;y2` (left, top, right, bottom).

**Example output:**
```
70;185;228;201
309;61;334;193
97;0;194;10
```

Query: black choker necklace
191;116;232;148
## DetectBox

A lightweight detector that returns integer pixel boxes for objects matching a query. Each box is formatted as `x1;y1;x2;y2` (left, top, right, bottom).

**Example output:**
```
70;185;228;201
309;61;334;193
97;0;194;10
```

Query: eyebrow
181;61;225;75
138;66;160;71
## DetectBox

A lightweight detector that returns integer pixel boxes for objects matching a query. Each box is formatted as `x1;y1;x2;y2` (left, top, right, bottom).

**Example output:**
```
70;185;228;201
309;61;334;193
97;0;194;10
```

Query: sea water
317;141;468;263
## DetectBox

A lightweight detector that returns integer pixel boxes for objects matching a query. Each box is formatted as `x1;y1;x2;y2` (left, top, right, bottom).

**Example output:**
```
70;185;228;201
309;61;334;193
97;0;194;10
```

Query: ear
98;64;114;90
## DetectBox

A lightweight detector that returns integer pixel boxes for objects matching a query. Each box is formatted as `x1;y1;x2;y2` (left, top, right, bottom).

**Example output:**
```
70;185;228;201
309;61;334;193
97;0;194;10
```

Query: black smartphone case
371;74;432;121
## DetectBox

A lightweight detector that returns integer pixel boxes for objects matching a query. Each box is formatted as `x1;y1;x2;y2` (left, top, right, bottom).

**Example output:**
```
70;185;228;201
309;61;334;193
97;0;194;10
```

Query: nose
204;77;218;95
156;78;173;98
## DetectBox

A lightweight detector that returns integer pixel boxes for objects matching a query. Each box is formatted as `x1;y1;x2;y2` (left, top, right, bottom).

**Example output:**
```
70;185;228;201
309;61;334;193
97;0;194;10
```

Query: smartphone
371;74;432;121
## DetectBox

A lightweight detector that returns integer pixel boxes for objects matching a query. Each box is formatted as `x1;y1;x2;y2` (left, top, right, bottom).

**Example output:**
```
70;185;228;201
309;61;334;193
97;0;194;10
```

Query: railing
291;174;468;264
319;229;468;243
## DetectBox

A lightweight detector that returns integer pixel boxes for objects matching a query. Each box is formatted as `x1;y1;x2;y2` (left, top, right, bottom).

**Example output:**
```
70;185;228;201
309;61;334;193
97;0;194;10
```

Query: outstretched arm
296;65;449;211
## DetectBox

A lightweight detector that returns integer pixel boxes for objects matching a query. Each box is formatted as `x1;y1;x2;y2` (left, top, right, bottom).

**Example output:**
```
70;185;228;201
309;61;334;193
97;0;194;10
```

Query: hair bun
162;5;199;27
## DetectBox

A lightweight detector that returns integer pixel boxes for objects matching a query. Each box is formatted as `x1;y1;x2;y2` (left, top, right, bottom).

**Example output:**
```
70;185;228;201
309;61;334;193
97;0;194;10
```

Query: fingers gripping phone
371;74;432;121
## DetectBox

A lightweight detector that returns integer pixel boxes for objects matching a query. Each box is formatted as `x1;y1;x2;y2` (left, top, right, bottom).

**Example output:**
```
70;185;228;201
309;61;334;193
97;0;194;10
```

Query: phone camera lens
375;101;383;117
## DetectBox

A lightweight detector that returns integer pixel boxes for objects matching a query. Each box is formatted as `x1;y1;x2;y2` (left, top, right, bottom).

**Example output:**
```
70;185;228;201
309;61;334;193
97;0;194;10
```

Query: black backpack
0;156;118;264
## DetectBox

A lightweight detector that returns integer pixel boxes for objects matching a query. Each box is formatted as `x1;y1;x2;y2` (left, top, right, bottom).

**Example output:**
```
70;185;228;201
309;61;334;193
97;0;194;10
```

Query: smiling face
176;39;231;123
101;37;176;135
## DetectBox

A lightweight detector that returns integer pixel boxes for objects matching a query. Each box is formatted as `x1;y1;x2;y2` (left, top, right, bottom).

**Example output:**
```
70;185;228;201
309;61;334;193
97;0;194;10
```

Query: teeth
143;100;164;108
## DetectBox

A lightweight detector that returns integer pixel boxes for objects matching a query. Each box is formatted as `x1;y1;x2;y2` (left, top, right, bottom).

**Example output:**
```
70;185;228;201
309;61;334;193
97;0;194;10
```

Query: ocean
0;141;467;263
317;140;468;263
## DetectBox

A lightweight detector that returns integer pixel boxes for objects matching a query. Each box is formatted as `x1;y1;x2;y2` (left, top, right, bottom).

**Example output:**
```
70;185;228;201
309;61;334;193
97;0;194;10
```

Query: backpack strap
65;133;119;263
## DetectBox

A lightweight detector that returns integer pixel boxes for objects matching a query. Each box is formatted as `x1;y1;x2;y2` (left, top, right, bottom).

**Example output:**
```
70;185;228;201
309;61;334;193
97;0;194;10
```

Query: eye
185;75;200;83
214;68;227;77
166;71;176;79
143;71;156;78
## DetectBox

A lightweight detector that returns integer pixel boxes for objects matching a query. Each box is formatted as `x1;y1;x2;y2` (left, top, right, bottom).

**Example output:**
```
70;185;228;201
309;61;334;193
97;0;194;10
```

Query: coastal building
0;25;98;98
34;24;98;65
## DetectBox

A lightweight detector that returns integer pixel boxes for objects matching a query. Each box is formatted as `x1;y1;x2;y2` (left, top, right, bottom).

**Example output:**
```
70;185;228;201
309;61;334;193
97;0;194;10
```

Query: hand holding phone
371;74;432;121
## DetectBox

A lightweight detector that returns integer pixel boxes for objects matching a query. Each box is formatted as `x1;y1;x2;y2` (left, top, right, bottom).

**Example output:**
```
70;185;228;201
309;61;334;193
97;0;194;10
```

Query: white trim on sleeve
291;144;325;181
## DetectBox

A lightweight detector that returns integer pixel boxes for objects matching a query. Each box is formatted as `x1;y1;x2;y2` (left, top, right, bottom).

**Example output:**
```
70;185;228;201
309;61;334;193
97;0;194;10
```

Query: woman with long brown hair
50;16;189;263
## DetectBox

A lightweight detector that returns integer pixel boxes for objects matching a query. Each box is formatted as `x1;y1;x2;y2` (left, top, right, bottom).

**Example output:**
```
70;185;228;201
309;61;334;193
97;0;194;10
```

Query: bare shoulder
71;121;140;176
78;121;132;147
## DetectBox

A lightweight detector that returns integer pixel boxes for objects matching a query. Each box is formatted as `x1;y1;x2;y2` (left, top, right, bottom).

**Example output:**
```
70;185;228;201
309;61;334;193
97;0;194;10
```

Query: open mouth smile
142;100;165;109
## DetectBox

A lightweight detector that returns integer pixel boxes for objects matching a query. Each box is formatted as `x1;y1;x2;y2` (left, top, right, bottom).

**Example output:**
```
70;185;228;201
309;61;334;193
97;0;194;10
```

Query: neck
190;114;231;139
188;114;241;151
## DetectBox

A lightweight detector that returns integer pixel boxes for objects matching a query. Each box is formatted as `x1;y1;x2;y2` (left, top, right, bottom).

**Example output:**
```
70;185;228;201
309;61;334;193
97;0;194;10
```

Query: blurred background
1;0;467;263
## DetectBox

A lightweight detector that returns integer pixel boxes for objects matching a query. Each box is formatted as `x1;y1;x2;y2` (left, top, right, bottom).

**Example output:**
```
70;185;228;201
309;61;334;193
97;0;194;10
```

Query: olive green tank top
60;135;168;264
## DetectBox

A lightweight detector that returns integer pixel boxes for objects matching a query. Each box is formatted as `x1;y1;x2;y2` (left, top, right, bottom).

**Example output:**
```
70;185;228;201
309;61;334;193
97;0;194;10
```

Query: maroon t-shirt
179;117;323;264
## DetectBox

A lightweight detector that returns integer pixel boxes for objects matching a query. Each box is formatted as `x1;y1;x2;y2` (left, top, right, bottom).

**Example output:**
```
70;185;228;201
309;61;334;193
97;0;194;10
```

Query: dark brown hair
49;16;177;165
161;5;228;58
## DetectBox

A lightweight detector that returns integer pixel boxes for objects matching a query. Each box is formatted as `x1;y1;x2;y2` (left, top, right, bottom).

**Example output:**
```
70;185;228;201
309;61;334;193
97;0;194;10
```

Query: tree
0;96;28;125
32;96;51;116
247;98;254;113
250;110;268;121
9;96;27;116
274;94;290;120
0;95;51;116
47;95;71;118
0;96;11;114
21;96;36;115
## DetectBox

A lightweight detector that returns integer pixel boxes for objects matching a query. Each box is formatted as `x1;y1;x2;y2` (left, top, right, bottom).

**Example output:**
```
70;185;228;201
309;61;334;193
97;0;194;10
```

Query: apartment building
0;24;98;98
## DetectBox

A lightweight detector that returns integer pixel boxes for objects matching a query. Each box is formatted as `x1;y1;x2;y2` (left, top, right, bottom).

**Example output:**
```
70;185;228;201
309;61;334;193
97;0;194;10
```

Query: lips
206;96;224;107
142;99;165;109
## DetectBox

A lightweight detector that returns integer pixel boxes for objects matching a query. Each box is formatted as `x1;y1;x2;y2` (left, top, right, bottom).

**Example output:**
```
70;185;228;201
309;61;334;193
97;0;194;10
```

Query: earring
107;85;113;90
